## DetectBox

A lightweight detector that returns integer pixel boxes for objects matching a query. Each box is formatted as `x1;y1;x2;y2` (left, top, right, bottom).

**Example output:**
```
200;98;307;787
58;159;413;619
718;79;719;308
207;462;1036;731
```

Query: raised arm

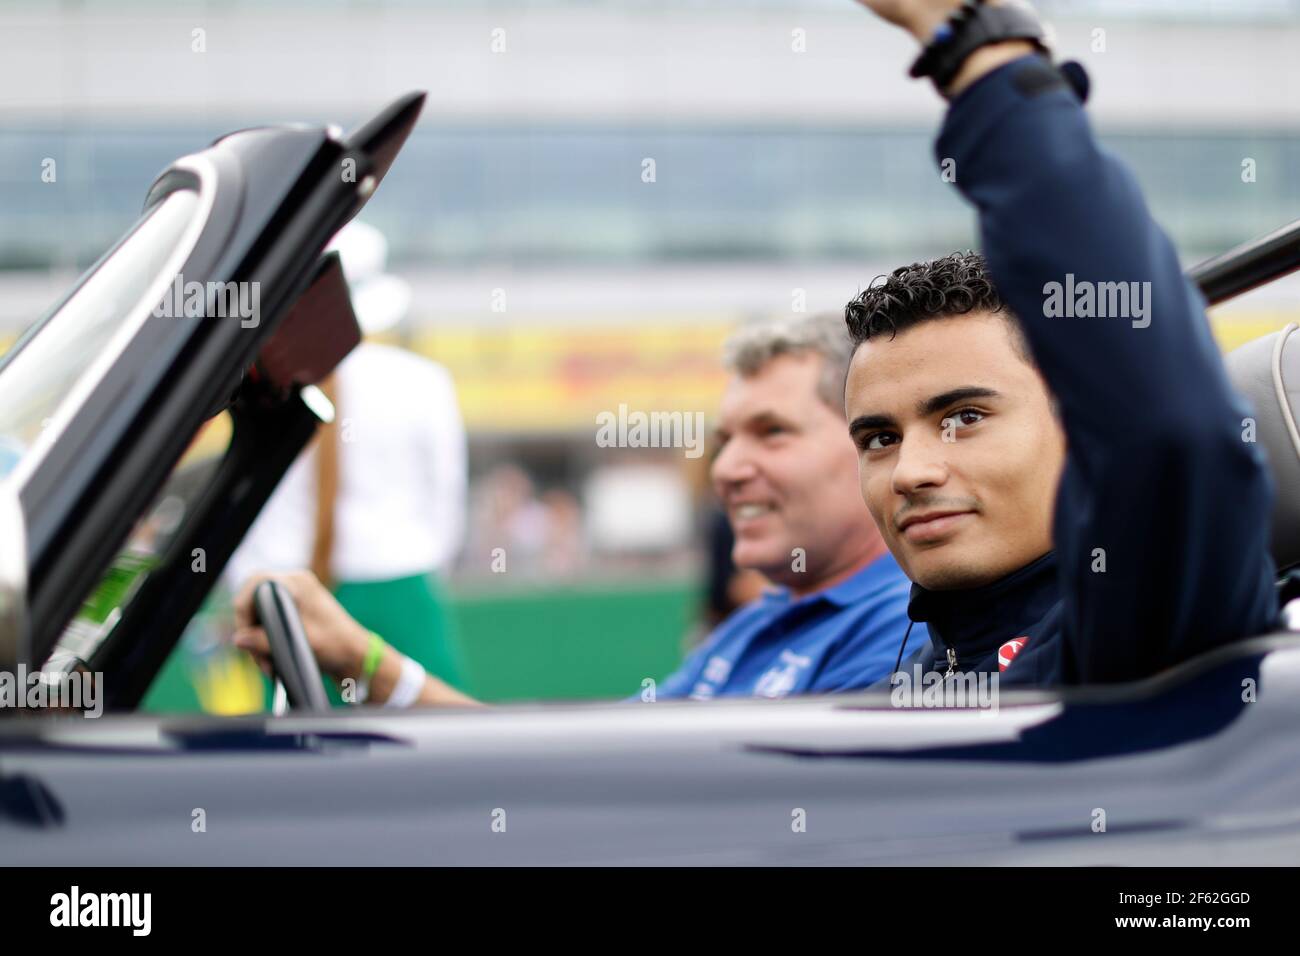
855;0;1278;680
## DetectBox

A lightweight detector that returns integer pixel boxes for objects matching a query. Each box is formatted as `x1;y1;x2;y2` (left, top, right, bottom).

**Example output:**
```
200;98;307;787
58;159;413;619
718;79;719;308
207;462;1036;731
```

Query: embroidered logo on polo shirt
998;637;1028;672
754;649;813;699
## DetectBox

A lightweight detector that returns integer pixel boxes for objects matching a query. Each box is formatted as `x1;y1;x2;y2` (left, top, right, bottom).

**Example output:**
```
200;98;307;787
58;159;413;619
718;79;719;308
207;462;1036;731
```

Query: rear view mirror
250;251;362;400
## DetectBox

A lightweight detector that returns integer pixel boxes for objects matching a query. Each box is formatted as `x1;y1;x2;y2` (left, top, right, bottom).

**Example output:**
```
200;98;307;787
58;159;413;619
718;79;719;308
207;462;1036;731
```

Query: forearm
343;639;483;707
944;39;1034;97
879;1;1036;97
883;3;1225;430
415;665;482;707
939;55;1234;437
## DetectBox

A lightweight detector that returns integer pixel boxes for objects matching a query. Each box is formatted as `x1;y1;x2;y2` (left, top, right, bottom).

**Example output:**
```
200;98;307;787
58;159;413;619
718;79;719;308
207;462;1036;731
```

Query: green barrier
451;582;696;702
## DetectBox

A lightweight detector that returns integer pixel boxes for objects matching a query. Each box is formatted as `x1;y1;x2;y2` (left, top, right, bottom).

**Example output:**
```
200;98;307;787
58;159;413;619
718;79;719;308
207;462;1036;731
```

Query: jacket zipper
943;647;958;679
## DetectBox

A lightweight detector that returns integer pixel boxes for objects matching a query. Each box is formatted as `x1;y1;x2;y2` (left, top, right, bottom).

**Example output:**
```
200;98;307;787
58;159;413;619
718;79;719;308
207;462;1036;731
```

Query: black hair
844;251;1027;358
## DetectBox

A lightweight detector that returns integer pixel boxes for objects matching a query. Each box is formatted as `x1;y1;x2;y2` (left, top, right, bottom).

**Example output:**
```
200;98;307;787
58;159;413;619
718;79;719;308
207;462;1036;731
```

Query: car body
3;97;1300;866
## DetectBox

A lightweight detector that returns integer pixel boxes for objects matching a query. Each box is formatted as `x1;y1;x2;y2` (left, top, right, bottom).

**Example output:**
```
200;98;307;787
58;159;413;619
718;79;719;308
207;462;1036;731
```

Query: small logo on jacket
998;637;1028;672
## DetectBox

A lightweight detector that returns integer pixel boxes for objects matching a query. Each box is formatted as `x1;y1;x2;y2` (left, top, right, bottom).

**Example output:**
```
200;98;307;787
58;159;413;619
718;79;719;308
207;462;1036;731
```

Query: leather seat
1225;324;1300;572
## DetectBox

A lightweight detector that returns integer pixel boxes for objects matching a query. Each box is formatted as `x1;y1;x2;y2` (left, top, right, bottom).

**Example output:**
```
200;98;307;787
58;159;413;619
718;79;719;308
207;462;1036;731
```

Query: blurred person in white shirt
225;221;468;699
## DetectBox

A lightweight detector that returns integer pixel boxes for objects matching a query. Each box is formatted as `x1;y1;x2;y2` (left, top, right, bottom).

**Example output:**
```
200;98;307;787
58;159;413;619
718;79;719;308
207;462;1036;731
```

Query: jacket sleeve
936;56;1278;683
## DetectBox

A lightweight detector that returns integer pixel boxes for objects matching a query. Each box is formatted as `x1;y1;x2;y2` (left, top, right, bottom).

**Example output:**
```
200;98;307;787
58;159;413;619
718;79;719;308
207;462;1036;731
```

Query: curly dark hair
844;251;1026;357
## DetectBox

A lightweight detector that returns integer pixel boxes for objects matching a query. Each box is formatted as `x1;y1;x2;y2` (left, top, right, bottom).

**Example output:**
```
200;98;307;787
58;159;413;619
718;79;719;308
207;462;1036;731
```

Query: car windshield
0;188;201;482
41;413;232;675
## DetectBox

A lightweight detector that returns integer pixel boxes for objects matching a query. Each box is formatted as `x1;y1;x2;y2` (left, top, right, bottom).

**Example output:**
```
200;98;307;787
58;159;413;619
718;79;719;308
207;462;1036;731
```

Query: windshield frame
0;157;217;491
2;95;424;703
9;118;372;683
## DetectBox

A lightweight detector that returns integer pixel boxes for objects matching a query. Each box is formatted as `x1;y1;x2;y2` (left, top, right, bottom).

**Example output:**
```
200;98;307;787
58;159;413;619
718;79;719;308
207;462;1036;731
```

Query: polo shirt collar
762;552;906;609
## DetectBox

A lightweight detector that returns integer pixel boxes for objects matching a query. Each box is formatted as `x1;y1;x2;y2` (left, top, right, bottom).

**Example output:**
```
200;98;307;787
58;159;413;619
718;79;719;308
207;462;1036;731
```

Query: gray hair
722;312;852;414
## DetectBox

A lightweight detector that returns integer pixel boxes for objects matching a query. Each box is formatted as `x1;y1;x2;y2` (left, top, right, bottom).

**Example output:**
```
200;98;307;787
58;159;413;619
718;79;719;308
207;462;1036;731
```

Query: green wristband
362;631;387;682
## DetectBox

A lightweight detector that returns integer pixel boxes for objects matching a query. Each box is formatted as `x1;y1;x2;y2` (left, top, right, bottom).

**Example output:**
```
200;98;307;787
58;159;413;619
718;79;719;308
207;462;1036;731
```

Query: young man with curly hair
841;0;1278;685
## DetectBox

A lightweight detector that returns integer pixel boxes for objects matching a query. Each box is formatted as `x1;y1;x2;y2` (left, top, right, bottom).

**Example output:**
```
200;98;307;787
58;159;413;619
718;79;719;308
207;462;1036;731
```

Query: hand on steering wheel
233;570;370;710
252;580;331;710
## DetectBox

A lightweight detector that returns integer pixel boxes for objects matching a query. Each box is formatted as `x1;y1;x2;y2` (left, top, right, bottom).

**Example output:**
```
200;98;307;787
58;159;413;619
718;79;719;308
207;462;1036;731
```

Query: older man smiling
654;312;919;699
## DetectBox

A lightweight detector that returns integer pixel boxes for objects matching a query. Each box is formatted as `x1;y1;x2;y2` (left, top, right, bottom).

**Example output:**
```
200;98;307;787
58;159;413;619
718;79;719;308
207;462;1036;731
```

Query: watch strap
910;1;1048;92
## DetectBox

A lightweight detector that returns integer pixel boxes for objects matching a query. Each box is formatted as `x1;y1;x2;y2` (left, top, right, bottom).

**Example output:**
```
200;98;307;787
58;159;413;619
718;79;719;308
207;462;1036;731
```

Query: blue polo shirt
656;553;921;700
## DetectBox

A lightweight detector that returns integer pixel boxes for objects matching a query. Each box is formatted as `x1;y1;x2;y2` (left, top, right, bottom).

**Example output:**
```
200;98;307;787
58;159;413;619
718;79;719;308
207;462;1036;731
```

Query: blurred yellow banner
4;306;1296;436
410;315;736;432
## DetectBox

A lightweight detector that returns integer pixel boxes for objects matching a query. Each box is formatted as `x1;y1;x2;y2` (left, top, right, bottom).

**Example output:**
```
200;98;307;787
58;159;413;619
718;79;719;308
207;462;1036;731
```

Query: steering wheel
253;580;331;711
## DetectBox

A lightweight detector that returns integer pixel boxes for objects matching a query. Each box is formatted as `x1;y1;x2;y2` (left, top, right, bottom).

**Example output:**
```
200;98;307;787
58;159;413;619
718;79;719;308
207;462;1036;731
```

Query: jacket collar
906;551;1059;658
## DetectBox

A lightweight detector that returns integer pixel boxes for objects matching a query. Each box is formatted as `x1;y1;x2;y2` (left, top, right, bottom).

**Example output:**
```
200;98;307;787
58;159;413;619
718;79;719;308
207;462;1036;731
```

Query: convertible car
3;94;1300;865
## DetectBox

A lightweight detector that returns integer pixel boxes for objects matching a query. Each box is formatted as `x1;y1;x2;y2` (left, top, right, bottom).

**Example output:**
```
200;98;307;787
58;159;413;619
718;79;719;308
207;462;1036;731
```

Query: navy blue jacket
905;55;1279;686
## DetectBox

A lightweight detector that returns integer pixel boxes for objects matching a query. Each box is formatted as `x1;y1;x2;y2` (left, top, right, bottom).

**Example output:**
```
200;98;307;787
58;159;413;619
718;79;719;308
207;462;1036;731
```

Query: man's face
712;352;884;591
845;311;1066;590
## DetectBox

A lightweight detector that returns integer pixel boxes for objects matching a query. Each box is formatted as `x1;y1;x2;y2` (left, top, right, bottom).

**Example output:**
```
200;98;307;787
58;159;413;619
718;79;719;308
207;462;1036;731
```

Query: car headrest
1226;324;1300;571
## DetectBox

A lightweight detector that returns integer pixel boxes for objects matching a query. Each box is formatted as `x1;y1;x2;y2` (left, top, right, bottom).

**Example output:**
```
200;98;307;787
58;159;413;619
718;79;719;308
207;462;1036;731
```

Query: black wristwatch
909;0;1049;94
